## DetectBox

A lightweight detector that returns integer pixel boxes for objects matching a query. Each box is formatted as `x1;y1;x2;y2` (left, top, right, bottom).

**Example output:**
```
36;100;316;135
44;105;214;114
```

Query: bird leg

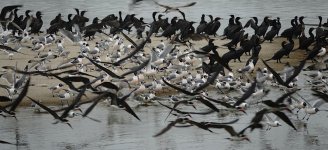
306;115;311;121
60;100;64;107
302;114;308;120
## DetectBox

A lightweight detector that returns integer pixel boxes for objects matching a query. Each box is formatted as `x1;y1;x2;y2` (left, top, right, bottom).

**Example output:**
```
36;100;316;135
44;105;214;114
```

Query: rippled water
1;0;328;150
1;92;328;150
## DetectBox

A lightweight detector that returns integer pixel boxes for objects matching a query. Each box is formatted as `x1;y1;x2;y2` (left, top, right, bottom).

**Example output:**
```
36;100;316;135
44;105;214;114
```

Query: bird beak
239;108;247;114
284;107;293;113
192;104;197;110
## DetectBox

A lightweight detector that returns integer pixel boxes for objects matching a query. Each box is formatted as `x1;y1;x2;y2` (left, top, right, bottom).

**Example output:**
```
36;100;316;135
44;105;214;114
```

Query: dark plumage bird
196;14;207;34
205;17;222;36
153;117;213;137
221;46;246;63
21;10;33;30
226;17;243;39
263;18;281;43
298;27;315;51
6;8;21;32
293;16;305;38
205;124;251;141
222;29;245;47
280;17;296;39
0;5;23;30
315;16;328;40
262;59;306;88
83;17;105;40
283;37;295;58
27;88;86;128
250;91;298;130
265;41;289;63
244;16;271;37
30;11;43;35
65;14;74;31
240;34;254;55
72;8;89;29
257;16;271;37
47;13;67;34
223;15;235;37
161;17;178;39
244;17;258;34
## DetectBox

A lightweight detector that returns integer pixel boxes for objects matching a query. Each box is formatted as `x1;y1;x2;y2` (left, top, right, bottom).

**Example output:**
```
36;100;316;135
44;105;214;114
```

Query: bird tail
265;58;272;61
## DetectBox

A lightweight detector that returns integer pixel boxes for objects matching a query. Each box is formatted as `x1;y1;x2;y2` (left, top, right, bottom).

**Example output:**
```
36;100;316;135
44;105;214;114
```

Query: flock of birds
1;0;328;146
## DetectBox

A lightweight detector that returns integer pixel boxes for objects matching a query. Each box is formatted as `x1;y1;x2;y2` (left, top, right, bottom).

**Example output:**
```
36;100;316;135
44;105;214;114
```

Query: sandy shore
0;32;308;106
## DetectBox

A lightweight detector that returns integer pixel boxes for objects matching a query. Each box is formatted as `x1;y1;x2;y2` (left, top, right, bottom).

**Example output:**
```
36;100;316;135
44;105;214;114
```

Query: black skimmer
205;124;251;142
153;117;212;137
261;59;306;88
27;88;86;128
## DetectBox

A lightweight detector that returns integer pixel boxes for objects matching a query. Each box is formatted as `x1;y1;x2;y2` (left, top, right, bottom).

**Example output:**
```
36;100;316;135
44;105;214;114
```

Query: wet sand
0;32;307;106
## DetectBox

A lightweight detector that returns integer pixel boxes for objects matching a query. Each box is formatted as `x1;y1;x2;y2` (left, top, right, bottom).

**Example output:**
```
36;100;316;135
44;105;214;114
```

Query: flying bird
154;1;196;13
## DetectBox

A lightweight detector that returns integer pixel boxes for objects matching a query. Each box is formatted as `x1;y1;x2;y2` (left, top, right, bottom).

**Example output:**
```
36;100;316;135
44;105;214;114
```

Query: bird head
236;106;247;114
241;134;251;142
315;108;319;112
274;121;282;126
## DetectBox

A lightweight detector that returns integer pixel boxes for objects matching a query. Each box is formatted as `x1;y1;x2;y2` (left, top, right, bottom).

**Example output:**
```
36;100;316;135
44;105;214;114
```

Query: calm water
1;0;328;150
2;0;328;32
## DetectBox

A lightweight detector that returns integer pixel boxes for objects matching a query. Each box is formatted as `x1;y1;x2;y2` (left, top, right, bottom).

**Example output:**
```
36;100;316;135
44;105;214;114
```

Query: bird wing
0;96;11;102
195;97;221;113
176;2;197;8
82;92;113;117
312;90;328;103
117;88;140;121
234;79;256;107
261;59;286;87
120;31;138;48
0;45;26;54
162;77;197;96
285;60;306;85
59;29;76;43
27;96;60;119
251;109;268;124
25;16;33;31
85;57;123;79
7;77;30;112
120;58;151;77
186;119;213;133
0;5;22;19
193;71;220;93
61;88;86;119
153;118;181;137
207;124;238;136
272;111;296;130
159;44;174;59
312;99;326;108
113;30;153;65
264;114;273;122
275;90;296;104
153;1;172;9
95;82;119;91
10;22;23;32
0;139;15;145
